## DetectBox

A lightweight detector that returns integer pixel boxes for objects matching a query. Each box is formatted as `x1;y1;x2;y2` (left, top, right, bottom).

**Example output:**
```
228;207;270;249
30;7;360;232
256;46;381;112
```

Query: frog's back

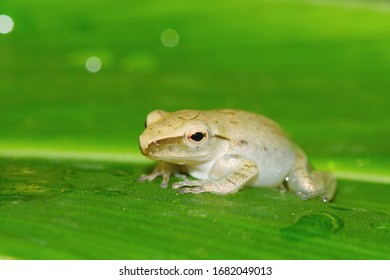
206;109;288;140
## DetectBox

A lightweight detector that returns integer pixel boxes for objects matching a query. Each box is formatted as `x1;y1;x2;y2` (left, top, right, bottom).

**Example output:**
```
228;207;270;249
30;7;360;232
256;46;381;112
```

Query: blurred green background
0;0;389;259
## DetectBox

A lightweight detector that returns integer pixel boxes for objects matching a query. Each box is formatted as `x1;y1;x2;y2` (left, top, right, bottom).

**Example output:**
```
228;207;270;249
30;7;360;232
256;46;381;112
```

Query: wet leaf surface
0;157;389;259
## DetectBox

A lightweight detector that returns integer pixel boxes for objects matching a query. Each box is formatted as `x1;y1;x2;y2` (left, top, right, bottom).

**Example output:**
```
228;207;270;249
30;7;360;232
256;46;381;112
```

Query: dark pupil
191;132;204;142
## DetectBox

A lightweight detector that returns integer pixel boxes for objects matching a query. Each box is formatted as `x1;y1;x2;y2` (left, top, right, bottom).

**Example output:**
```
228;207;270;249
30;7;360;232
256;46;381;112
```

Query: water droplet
356;158;365;167
281;212;343;241
161;28;179;47
86;56;102;73
0;15;14;34
356;157;371;168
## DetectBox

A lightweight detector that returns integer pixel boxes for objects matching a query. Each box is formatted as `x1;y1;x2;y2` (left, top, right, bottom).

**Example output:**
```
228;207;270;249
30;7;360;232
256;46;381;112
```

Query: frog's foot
287;148;337;202
315;171;337;202
138;161;178;189
138;173;158;183
138;169;188;189
173;180;226;194
138;172;170;189
296;190;329;202
292;171;337;202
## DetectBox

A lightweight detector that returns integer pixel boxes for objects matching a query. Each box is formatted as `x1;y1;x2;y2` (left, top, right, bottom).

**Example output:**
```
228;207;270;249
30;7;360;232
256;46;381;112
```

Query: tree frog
138;109;336;201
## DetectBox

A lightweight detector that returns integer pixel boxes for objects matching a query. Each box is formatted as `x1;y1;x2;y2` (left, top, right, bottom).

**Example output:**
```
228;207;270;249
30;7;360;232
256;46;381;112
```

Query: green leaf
0;156;389;259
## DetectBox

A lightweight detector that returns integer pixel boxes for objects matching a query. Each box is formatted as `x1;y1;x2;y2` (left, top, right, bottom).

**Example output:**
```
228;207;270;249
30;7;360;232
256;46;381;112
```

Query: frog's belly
249;166;290;188
186;149;296;188
186;160;215;180
250;151;296;187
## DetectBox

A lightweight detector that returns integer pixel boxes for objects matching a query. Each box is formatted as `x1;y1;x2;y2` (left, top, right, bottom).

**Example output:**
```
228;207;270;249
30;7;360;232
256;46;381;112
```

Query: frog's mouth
139;136;182;156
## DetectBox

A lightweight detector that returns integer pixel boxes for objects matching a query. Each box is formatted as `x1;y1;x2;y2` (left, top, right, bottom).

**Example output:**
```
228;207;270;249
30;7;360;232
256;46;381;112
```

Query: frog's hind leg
287;148;336;202
173;155;259;195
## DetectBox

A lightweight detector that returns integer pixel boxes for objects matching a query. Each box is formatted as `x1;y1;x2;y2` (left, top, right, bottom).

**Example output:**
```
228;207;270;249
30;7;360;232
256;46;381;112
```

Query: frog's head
139;110;229;165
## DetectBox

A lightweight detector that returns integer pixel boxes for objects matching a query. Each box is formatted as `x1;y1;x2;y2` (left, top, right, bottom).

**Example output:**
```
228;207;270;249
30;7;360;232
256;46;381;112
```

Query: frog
138;109;336;201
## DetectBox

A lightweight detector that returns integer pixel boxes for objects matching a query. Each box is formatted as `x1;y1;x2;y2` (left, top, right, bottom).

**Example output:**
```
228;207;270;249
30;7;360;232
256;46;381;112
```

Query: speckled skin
138;109;336;201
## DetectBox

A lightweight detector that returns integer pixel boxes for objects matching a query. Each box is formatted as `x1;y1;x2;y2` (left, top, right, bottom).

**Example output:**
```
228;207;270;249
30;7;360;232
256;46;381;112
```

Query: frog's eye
184;129;209;148
190;132;205;142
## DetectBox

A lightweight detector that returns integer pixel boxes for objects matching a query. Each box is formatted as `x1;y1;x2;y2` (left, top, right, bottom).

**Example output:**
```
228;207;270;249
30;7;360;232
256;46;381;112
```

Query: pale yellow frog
138;109;336;201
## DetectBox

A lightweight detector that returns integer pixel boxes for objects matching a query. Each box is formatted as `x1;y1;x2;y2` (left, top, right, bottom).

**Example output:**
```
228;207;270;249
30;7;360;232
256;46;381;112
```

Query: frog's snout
139;134;149;156
139;134;159;157
139;143;148;156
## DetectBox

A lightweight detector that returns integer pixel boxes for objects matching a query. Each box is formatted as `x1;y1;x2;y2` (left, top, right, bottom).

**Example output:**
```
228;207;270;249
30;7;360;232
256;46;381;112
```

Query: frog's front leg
173;155;258;194
287;148;337;202
138;161;184;189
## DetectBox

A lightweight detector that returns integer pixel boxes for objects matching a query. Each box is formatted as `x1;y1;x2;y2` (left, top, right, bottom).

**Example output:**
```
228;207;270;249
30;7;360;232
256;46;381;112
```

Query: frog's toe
172;181;187;189
296;190;329;202
173;179;215;194
138;171;164;183
179;187;201;194
137;177;145;183
172;179;206;189
174;173;189;181
137;174;154;182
